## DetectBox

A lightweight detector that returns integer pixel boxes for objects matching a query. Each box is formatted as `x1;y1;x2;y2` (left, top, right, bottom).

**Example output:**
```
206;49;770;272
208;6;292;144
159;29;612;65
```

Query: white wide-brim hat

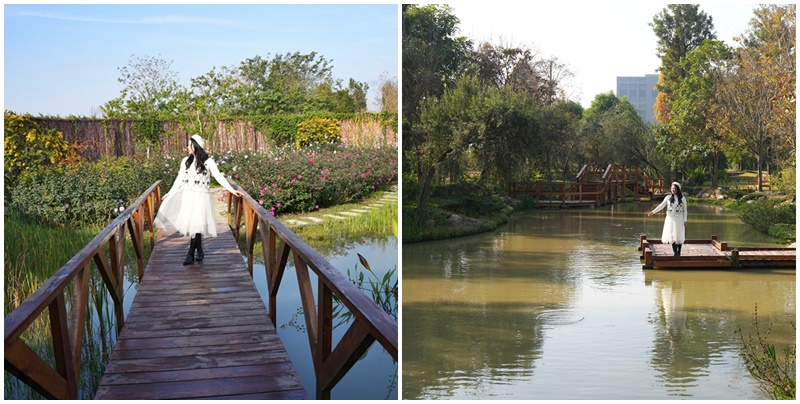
671;182;681;189
190;134;206;149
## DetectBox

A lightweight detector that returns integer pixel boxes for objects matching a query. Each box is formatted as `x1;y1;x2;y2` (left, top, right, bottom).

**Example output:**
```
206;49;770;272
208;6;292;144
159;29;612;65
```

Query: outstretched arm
647;196;669;216
205;158;242;197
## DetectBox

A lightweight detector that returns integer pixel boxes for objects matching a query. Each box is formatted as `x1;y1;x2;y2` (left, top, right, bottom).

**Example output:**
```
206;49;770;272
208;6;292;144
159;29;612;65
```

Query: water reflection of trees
403;302;550;399
650;277;795;398
402;239;579;399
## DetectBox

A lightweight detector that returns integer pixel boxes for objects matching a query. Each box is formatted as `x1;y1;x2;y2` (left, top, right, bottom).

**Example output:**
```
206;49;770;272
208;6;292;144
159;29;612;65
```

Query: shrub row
10;156;172;226
214;143;397;215
735;197;796;244
11;142;397;226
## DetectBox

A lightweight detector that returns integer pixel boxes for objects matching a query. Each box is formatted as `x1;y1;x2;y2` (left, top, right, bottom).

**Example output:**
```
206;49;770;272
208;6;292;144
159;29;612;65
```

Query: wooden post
316;280;333;400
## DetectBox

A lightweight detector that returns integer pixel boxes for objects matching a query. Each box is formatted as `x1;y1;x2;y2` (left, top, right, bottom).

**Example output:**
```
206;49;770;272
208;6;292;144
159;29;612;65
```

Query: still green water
402;202;795;399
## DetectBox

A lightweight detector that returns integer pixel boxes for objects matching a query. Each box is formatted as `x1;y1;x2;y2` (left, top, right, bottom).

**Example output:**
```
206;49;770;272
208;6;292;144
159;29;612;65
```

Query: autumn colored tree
375;72;398;113
470;41;573;105
717;5;795;191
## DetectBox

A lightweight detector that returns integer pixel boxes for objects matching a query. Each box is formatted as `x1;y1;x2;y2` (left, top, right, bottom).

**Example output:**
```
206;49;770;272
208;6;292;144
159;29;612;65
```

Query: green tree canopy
650;4;716;123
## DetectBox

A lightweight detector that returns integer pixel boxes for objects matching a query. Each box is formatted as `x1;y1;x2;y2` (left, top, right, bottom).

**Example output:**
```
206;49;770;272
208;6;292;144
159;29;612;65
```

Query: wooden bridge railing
510;165;668;205
226;179;398;400
4;181;162;400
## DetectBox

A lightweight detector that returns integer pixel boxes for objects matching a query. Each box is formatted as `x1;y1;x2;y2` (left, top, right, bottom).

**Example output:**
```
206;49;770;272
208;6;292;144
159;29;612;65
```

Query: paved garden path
210;187;398;228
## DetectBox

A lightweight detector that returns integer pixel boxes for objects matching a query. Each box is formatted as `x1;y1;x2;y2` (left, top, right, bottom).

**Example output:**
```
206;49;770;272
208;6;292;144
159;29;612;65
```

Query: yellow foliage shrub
4;111;74;188
295;117;341;148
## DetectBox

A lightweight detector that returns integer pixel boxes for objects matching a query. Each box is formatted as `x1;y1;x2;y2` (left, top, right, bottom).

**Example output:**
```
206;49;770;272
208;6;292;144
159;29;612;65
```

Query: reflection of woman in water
647;182;687;256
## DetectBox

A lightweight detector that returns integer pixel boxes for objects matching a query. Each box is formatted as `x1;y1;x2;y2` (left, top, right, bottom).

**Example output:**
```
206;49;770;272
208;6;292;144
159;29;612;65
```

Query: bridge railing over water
4;181;162;399
227;178;398;400
509;164;668;205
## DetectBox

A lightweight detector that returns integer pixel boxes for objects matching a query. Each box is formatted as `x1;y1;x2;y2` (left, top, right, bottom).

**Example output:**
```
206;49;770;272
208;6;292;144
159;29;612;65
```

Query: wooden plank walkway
94;222;306;400
640;235;796;269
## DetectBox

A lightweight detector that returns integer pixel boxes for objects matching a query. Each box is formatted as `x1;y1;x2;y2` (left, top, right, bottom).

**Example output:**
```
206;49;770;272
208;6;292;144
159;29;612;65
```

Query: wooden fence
31;117;397;162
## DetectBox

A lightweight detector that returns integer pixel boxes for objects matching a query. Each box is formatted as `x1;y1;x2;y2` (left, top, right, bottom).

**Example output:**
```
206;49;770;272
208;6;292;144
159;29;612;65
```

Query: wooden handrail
5;181;161;400
226;179;398;400
575;164;589;182
509;165;668;204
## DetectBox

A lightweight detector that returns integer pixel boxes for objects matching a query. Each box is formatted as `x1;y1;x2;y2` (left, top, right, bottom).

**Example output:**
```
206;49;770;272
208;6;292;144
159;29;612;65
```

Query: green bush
258;115;304;146
768;223;796;245
736;198;796;235
295;117;341;148
9;156;171;226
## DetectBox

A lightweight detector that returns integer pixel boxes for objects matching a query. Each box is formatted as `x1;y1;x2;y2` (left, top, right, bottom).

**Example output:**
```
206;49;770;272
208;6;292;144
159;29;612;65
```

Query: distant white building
616;74;659;124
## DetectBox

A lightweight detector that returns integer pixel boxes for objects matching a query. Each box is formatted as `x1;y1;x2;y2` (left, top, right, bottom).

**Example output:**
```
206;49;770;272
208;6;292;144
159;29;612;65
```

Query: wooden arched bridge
508;164;669;207
5;180;397;400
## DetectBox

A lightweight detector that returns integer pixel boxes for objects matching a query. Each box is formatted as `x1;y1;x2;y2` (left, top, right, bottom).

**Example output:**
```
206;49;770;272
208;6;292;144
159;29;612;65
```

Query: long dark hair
670;183;683;205
185;138;208;174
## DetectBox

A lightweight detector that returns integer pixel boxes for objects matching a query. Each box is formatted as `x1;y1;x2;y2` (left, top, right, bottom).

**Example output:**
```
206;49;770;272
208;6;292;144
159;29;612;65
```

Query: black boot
672;243;678;256
183;236;196;265
194;233;204;262
676;244;682;256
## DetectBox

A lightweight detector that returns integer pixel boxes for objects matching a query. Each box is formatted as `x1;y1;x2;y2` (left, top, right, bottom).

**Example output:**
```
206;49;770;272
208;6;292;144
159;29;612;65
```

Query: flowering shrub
9;142;396;225
214;143;397;215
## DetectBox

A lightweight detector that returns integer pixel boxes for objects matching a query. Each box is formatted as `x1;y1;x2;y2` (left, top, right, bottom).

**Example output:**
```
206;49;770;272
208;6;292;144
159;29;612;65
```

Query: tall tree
233;52;335;115
470;41;573;105
650;4;716;123
102;54;181;157
578;93;652;171
402;3;474;208
410;75;483;209
745;4;796;186
667;40;732;187
402;4;472;151
717;5;795;191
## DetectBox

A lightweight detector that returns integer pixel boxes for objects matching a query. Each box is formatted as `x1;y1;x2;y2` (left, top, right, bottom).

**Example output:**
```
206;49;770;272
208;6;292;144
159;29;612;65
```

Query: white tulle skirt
660;213;686;245
154;188;219;237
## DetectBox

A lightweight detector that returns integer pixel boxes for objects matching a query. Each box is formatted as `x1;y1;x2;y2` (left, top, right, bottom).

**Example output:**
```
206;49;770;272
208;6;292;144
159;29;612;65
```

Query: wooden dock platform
639;234;796;269
94;223;306;400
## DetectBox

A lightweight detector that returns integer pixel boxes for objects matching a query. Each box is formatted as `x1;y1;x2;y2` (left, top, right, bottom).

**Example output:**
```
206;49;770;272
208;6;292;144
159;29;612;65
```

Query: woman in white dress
154;134;242;265
647;182;688;256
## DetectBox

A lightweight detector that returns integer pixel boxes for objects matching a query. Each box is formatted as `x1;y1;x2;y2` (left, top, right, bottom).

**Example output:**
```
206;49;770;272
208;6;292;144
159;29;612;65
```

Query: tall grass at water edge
4;209;153;399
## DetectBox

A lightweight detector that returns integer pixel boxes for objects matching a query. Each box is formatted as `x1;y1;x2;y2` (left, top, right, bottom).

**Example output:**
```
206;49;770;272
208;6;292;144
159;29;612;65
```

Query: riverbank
402;194;515;243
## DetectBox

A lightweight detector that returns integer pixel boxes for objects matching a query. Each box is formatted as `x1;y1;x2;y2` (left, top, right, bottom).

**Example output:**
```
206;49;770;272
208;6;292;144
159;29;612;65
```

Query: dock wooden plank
95;223;306;400
640;235;796;269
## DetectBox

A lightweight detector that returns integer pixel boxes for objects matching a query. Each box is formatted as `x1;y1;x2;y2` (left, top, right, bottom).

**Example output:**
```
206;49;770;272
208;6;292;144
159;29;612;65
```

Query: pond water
251;236;398;400
402;202;795;400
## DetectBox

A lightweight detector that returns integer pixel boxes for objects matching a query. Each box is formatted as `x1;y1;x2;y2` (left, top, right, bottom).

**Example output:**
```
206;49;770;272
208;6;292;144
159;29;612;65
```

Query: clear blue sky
4;4;399;117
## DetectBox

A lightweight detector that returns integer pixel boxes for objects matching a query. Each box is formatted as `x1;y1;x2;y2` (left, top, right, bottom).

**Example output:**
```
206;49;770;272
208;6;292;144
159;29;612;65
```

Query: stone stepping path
281;188;397;228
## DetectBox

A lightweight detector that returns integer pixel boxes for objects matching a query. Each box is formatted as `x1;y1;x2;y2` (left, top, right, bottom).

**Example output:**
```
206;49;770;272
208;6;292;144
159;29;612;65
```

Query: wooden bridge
508;164;668;207
639;235;796;269
5;180;397;400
